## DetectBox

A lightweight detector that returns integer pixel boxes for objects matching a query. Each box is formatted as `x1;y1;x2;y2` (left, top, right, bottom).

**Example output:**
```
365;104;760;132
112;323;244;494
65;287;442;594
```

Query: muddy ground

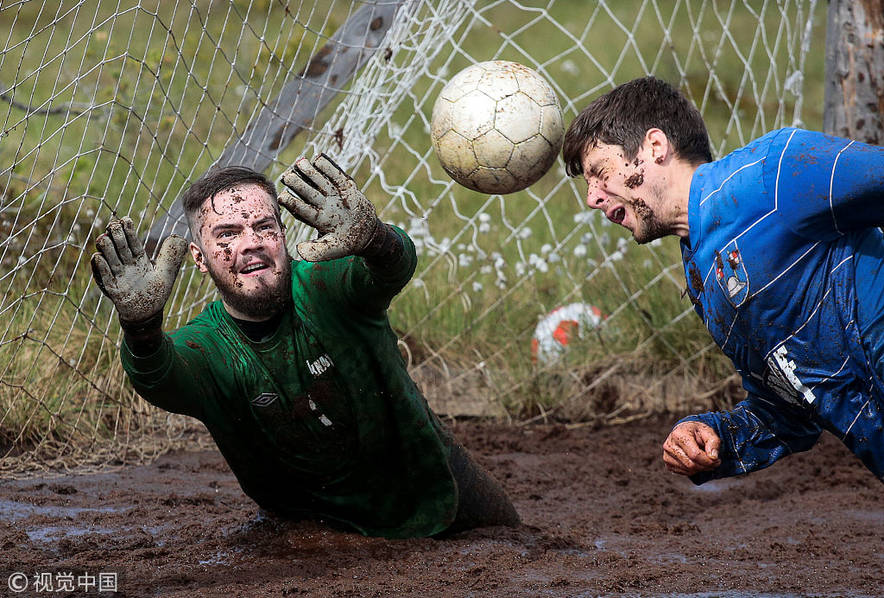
1;417;882;597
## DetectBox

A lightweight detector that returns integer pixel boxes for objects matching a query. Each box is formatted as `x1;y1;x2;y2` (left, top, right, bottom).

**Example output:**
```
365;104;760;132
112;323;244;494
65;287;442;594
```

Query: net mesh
0;0;823;473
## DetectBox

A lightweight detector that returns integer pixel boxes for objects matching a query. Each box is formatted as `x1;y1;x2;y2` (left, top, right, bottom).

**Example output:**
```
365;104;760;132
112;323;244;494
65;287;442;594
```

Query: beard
207;254;293;321
629;184;669;244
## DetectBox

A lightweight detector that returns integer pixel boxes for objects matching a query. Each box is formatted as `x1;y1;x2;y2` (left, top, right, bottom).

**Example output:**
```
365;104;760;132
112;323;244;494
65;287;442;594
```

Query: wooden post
823;0;884;143
146;1;405;251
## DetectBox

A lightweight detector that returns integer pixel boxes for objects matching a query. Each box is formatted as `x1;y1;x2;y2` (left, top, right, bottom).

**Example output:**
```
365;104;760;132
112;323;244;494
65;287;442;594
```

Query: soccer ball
531;303;604;365
430;60;564;195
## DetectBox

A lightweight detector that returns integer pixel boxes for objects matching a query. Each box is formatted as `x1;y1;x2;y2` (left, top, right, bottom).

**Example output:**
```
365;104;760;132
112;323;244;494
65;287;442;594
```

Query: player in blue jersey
561;75;884;484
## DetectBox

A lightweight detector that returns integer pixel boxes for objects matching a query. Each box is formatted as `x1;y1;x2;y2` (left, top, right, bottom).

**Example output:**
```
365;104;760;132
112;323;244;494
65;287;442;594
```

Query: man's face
190;183;292;321
579;141;669;244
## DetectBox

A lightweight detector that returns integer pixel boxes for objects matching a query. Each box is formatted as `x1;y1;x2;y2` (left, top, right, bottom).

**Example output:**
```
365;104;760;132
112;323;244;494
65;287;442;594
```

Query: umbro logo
251;392;279;407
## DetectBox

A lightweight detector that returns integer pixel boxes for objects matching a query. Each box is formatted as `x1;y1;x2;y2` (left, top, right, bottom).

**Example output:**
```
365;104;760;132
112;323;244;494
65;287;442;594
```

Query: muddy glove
279;153;383;262
90;216;188;326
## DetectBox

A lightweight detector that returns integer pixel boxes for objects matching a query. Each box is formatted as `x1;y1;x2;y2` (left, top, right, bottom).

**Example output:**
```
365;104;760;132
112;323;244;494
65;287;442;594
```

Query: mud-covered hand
279;153;381;262
662;421;721;476
90;217;188;324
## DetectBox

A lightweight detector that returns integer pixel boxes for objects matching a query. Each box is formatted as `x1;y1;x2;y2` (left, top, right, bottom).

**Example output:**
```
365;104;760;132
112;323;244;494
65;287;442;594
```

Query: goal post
0;0;825;472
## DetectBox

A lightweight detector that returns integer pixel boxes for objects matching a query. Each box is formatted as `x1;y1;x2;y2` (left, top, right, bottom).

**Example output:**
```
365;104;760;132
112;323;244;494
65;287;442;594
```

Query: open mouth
608;207;625;225
240;262;270;276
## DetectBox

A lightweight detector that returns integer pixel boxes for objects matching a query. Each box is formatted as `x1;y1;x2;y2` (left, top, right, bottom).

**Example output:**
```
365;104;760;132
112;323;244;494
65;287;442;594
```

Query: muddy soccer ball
430;60;564;195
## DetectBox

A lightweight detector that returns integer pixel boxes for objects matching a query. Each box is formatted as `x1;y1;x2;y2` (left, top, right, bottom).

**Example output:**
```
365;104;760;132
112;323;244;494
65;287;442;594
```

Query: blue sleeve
765;128;884;241
678;393;822;485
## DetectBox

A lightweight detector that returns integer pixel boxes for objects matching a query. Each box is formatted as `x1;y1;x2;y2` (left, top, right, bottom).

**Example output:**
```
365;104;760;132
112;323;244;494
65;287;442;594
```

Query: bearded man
91;155;519;537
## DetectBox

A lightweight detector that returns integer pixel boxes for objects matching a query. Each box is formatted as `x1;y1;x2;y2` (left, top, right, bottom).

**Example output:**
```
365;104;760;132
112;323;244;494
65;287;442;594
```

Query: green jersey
121;228;458;537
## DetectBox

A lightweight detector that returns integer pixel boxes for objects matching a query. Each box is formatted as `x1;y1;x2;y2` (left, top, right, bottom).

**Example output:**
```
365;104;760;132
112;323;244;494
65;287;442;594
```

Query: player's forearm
360;224;416;284
681;397;821;484
361;222;404;265
120;312;165;356
120;330;204;419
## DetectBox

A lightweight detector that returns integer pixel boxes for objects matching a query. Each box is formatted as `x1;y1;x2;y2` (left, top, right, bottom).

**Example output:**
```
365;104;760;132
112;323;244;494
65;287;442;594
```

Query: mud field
1;417;882;597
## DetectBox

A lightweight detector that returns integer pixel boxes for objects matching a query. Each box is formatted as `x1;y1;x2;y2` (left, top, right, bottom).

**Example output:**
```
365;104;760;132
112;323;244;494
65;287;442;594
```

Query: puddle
658;594;874;598
198;547;243;566
845;509;884;523
26;525;117;542
0;498;126;520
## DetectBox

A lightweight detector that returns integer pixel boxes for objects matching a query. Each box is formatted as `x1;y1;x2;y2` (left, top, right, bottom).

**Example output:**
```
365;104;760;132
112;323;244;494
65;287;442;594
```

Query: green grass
0;0;829;459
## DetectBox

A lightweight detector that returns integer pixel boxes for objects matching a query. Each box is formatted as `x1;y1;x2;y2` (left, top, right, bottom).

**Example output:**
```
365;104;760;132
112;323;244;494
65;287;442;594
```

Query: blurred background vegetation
0;0;826;470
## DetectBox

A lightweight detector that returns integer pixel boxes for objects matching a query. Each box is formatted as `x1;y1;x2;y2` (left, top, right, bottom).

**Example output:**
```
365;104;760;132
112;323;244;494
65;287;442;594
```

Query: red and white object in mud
430;60;564;195
531;303;604;364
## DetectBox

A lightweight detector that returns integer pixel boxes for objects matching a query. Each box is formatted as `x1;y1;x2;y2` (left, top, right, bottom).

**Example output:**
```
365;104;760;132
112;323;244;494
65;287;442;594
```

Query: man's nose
585;180;607;209
241;227;266;250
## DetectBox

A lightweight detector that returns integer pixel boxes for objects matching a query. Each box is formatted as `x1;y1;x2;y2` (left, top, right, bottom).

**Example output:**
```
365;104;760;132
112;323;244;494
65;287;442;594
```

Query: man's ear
190;241;208;273
643;128;671;165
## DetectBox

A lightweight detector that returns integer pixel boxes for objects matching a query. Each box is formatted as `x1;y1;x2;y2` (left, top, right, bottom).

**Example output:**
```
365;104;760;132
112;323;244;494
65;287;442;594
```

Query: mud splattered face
190;184;292;321
579;141;669;244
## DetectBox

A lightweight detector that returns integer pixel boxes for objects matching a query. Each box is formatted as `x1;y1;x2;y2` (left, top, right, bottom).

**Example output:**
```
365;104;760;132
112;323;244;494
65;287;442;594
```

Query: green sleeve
303;225;417;316
120;326;217;420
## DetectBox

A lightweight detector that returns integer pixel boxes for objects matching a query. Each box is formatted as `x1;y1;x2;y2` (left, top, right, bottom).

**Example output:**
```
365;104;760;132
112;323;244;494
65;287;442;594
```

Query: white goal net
0;0;822;472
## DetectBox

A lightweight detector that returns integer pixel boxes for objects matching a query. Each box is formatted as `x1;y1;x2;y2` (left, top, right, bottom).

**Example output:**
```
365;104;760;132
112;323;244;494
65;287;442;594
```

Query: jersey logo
251;392;279;407
715;242;749;308
763;346;816;406
306;354;333;377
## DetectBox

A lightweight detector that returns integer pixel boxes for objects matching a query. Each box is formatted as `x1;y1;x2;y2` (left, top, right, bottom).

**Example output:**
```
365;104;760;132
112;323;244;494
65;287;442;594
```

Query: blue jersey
679;127;884;483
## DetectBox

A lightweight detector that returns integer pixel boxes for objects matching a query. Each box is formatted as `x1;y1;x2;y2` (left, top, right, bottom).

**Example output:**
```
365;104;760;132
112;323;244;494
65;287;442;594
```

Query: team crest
714;242;749;307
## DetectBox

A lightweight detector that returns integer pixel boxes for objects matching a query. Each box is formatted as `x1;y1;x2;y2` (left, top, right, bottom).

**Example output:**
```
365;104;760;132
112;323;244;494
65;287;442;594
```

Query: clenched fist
662;421;722;476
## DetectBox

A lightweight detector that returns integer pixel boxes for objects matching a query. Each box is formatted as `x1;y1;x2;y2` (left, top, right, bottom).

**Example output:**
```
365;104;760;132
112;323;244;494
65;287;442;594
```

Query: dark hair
562;76;712;176
179;166;280;238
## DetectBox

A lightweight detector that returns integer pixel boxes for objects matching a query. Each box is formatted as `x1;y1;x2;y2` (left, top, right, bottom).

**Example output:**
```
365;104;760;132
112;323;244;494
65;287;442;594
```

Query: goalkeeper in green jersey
90;155;519;538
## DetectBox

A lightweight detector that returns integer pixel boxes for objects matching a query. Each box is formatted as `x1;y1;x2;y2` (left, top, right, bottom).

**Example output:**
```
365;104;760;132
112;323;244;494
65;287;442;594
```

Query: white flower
529;253;549;273
540;243;552;255
472;281;483;293
478;213;491;223
560;59;579;75
479;265;492;275
517;227;532;239
478;222;490;233
548;252;560;263
573;244;587;257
